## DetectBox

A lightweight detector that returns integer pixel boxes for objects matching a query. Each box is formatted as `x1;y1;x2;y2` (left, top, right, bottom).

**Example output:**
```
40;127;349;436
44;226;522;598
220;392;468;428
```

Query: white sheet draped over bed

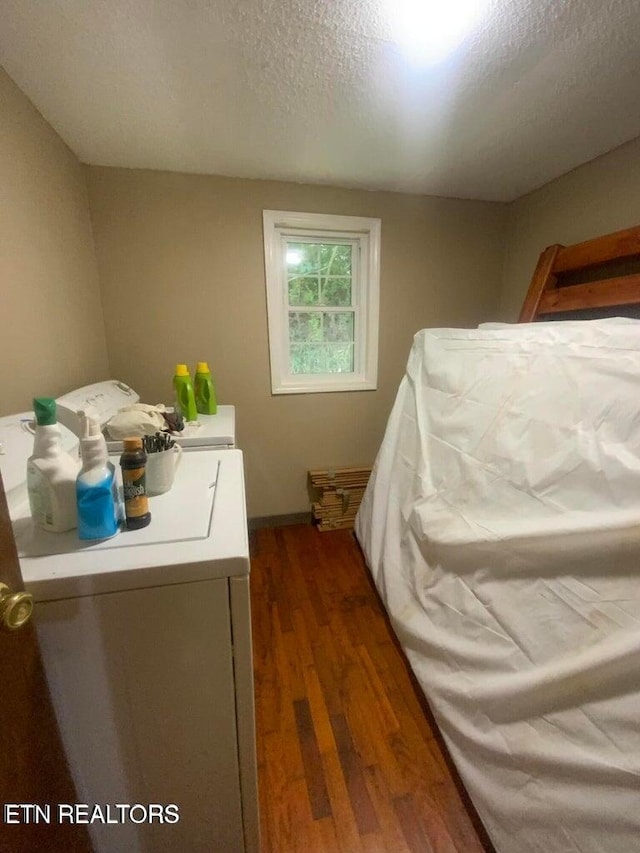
355;319;640;853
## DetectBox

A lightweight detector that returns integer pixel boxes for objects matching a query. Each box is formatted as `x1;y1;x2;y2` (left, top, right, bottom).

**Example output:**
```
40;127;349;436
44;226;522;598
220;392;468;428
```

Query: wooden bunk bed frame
519;224;640;322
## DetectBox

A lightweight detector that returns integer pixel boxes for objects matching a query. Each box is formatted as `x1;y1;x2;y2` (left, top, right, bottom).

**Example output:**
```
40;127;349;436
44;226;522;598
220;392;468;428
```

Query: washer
0;401;258;853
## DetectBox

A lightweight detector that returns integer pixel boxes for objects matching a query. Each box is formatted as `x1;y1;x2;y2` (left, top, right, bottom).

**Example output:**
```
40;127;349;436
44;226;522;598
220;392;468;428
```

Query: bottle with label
76;408;120;540
173;364;198;422
120;438;151;530
194;361;217;415
27;397;79;533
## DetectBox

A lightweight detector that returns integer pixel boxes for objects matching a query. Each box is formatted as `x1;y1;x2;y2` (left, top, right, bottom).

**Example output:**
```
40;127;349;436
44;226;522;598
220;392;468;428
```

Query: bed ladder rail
519;224;640;322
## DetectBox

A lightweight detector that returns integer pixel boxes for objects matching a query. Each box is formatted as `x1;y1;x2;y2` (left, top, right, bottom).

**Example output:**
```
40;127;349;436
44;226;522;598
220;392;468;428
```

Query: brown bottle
120;438;151;530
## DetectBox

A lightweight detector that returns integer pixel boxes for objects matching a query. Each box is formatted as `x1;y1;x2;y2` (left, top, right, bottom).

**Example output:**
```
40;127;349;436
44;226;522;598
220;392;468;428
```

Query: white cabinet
36;573;257;852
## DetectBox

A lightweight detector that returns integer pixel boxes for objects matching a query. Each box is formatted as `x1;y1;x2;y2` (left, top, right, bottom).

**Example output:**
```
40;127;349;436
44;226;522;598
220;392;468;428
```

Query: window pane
289;311;355;374
289;312;324;342
289;312;353;344
324;312;353;342
288;241;353;307
288;276;319;306
321;277;351;306
290;343;354;374
286;242;318;273
319;244;352;277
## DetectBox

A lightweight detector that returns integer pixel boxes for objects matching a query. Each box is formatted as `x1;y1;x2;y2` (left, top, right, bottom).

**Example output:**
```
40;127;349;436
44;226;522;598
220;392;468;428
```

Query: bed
355;224;640;853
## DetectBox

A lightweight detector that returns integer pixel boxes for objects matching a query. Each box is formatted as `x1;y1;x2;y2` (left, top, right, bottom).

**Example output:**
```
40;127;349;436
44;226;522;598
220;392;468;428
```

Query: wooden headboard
519;224;640;322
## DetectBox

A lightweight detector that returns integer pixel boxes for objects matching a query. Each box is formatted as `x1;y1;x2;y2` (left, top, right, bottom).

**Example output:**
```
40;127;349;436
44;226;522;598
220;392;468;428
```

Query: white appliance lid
13;452;220;558
103;406;236;450
173;407;235;447
56;380;140;435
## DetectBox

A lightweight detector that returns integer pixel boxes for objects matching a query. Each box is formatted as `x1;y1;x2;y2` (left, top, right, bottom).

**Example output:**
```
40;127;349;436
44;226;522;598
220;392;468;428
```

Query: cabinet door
0;472;92;853
36;577;244;853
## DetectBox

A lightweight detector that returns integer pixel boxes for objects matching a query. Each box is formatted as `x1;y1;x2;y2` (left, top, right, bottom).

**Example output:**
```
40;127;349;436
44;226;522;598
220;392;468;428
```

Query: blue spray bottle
76;408;120;540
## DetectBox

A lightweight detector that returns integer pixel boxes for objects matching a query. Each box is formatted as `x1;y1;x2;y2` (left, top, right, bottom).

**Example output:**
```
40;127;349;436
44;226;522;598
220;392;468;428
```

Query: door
0;471;92;853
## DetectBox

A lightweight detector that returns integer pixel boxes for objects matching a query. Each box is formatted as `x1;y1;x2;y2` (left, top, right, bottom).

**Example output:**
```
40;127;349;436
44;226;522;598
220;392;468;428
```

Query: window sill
272;376;377;395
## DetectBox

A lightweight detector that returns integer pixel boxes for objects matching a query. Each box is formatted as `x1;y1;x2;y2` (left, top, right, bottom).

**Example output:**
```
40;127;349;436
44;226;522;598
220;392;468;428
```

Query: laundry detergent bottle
76;408;120;540
27;397;79;532
173;363;198;422
194;361;217;415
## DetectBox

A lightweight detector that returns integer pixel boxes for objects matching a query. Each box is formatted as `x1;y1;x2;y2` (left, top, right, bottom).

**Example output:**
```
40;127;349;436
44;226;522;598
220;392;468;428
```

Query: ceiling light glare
389;0;488;65
286;249;303;266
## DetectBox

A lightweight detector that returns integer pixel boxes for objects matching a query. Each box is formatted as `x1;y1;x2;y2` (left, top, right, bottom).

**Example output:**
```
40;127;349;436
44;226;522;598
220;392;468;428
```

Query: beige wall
0;67;109;414
85;167;507;517
499;136;640;320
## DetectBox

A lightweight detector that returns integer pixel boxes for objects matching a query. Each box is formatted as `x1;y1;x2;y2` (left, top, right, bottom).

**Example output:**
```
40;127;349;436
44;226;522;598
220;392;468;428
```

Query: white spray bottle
27;397;79;532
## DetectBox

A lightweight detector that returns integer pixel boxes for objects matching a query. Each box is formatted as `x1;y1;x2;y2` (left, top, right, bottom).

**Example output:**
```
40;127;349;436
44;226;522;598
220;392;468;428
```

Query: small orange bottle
120;438;151;530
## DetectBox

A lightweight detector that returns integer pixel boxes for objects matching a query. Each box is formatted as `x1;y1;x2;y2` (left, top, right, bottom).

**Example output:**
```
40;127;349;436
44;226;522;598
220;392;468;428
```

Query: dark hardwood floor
250;524;491;852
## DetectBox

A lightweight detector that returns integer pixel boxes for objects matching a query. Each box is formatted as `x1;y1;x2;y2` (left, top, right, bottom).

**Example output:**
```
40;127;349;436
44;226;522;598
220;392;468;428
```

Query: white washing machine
0;400;258;853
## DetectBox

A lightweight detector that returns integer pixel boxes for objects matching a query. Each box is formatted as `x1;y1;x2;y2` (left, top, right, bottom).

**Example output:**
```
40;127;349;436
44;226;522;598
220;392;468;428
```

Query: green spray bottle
173;364;198;422
194;361;217;415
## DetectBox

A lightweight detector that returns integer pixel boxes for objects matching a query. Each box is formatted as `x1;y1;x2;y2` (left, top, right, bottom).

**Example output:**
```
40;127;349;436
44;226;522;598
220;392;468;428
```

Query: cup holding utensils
143;432;183;496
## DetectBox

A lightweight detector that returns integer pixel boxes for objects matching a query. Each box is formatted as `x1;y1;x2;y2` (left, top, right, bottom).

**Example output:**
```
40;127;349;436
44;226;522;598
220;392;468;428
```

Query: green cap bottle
33;397;57;426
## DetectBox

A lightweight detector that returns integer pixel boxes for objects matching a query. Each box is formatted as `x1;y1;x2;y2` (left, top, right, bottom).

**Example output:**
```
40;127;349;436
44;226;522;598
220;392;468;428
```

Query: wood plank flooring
250;524;493;853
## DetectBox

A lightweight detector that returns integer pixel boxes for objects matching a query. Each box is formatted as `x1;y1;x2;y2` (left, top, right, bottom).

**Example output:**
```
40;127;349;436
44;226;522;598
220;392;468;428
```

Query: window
263;210;381;394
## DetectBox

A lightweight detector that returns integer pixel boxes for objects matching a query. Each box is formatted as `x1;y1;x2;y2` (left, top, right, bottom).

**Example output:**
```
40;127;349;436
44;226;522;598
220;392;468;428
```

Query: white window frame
263;210;380;394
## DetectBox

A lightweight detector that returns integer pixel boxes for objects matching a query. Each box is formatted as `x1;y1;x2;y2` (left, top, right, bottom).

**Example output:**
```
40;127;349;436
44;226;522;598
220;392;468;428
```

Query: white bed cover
355;319;640;853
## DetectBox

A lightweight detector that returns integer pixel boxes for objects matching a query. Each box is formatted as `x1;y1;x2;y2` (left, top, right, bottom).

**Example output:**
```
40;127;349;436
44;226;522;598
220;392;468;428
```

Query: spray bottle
27;397;79;532
76;408;120;540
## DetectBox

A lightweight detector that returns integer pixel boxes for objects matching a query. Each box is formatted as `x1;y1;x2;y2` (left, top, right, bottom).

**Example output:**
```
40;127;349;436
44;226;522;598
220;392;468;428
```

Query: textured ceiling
1;0;640;201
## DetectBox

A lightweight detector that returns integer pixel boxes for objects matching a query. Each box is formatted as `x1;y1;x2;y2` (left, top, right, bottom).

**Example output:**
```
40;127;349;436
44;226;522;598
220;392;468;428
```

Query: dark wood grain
294;699;333;820
393;794;436;853
330;713;379;836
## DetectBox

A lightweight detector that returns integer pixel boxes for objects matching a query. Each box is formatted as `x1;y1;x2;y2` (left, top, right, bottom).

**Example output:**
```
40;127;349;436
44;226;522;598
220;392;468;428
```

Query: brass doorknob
0;582;34;631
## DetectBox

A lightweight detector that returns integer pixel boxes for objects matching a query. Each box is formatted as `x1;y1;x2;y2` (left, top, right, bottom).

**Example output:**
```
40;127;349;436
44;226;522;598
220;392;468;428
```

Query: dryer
55;380;236;450
0;403;258;853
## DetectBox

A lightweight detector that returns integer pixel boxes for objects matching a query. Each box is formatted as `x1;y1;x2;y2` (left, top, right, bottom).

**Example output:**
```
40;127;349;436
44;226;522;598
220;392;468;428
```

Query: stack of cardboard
308;467;372;531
